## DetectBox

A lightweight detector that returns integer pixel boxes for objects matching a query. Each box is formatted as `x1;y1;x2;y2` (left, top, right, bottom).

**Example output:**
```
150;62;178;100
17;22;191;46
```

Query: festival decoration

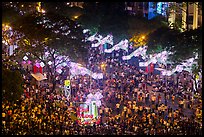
85;91;103;107
122;46;147;60
48;61;52;65
40;62;45;67
104;39;129;53
23;56;28;61
69;62;103;79
156;57;198;76
146;50;170;65
91;34;113;48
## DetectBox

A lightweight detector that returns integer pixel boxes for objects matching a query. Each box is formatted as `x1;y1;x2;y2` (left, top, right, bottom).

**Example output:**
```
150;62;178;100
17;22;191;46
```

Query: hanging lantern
48;61;52;65
23;56;28;61
40;62;45;67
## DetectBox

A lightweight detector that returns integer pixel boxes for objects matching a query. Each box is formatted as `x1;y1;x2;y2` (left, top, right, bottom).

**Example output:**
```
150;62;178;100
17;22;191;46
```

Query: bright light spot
23;56;28;61
57;69;62;74
27;60;32;64
62;62;67;67
48;61;52;65
74;16;79;19
40;62;45;67
83;29;89;34
101;63;106;70
41;9;45;13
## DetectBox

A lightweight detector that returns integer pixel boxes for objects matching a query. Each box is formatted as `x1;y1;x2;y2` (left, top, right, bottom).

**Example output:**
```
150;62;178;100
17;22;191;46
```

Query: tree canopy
2;66;24;102
10;12;88;63
146;26;202;67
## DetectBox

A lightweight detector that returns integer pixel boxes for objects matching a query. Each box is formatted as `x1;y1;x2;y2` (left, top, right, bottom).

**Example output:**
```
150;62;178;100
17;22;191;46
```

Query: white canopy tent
31;73;47;81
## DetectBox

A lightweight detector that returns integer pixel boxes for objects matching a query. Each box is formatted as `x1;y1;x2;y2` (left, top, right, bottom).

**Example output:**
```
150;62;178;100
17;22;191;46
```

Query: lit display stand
76;101;100;125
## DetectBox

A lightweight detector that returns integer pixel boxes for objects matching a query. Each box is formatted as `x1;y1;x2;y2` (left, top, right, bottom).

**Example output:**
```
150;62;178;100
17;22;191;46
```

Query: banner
64;80;70;87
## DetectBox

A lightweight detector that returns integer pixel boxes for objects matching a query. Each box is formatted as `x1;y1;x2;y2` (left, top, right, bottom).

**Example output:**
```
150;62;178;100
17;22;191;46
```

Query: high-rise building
168;2;202;31
125;2;168;20
125;2;202;31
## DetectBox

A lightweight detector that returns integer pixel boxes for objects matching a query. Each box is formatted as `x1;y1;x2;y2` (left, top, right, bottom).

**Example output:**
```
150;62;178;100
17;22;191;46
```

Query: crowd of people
2;44;202;135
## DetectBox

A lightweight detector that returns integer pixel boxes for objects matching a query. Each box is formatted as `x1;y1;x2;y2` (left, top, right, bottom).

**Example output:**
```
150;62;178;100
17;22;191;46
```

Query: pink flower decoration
27;60;31;64
35;63;40;68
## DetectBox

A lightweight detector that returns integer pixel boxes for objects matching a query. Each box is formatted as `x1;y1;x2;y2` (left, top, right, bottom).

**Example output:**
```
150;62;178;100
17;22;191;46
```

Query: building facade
125;2;202;31
125;2;168;20
168;2;202;31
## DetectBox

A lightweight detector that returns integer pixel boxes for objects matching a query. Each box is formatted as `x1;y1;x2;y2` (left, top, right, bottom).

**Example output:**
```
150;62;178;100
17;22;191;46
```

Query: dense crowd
2;45;202;135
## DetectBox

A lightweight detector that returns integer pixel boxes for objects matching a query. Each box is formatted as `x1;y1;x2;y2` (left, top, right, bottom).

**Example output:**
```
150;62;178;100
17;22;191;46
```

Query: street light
73;15;79;20
100;63;106;72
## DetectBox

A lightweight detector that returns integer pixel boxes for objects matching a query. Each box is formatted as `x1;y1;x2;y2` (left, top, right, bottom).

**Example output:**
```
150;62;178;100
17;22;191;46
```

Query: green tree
8;11;88;91
78;2;129;42
169;27;202;66
2;67;24;103
147;26;202;68
146;26;180;54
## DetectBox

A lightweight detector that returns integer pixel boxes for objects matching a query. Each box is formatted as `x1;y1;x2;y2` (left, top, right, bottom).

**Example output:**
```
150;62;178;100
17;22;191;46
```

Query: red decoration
96;119;100;124
145;65;149;73
39;67;43;74
150;63;154;73
33;65;37;73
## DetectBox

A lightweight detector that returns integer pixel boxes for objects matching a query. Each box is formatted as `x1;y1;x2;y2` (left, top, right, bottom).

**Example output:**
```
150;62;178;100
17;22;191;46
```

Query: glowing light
122;46;147;60
35;63;40;68
105;39;129;53
40;62;45;67
101;63;106;70
62;62;67;67
41;9;45;13
175;65;183;72
56;69;62;74
48;61;52;65
27;60;32;64
73;16;79;19
91;34;113;47
83;29;89;34
23;56;28;61
2;24;11;31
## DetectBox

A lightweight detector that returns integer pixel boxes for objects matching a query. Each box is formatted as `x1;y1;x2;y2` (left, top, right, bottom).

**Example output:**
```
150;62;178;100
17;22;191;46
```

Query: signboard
64;80;71;98
64;86;71;97
64;80;70;86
